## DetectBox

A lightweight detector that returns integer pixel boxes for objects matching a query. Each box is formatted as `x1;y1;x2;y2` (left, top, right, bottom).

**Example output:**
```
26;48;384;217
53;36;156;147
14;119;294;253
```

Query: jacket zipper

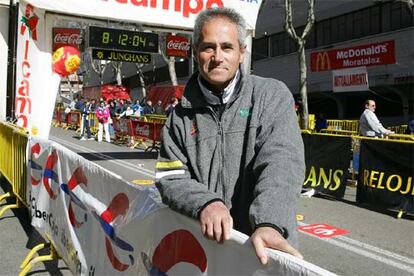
208;106;226;202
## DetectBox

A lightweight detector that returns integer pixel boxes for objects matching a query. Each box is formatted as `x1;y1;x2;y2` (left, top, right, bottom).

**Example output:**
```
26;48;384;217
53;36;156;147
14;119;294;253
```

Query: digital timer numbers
101;32;147;47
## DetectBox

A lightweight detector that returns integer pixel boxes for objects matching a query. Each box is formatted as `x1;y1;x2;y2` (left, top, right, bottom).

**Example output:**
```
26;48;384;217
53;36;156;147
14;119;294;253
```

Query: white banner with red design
15;1;52;137
27;137;332;275
24;0;262;30
332;66;369;92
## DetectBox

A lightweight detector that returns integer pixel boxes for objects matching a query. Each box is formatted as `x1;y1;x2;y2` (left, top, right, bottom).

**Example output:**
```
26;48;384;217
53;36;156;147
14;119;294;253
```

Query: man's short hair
193;7;247;49
365;99;374;106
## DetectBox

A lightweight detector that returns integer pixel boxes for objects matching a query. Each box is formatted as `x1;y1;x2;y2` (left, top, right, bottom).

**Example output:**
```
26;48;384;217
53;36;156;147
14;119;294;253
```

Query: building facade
253;0;413;124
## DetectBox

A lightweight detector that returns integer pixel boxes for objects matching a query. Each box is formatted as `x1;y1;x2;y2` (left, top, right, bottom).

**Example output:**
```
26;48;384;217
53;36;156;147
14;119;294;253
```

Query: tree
159;34;178;86
134;63;147;98
111;61;123;86
284;0;315;129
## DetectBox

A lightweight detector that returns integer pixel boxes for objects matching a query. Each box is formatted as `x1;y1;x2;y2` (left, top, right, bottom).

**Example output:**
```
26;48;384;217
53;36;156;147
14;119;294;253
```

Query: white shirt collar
198;70;240;104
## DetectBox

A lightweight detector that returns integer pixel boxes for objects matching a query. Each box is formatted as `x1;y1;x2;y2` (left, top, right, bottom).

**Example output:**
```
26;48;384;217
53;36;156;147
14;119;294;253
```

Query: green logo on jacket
239;108;251;118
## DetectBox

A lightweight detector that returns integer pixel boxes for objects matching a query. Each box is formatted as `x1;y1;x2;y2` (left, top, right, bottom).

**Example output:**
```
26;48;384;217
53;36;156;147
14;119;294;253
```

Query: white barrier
27;137;334;275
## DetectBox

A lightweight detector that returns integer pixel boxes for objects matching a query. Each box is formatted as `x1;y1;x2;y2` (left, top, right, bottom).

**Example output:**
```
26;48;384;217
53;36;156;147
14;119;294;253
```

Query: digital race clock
88;26;159;53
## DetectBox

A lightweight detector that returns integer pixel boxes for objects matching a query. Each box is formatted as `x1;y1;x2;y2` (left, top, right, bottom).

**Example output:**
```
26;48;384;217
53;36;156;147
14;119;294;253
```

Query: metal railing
0;122;28;217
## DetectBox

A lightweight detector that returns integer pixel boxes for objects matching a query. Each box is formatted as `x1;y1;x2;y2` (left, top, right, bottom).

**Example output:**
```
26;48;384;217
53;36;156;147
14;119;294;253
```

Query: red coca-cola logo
166;34;189;58
54;33;82;45
52;28;82;51
167;40;190;51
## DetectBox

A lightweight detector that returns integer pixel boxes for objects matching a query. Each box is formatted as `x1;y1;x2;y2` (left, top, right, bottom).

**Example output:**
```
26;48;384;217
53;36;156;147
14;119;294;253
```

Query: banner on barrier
27;138;332;275
302;134;352;198
357;140;414;214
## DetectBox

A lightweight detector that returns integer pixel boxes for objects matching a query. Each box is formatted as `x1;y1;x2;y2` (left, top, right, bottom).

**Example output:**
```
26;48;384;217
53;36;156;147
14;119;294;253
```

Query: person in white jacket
359;99;394;138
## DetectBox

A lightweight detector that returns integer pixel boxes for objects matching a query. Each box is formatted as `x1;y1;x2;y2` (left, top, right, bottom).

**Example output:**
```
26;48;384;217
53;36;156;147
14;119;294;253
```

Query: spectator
155;7;304;265
132;99;143;116
107;100;117;137
74;97;84;111
359;99;394;138
315;113;327;132
165;97;179;116
80;99;94;141
96;100;111;143
90;99;97;111
405;119;414;135
154;100;164;115
142;100;155;115
118;105;134;118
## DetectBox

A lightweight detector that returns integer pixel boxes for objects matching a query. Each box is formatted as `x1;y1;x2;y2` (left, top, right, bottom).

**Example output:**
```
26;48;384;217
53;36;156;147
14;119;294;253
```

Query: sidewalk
0;178;71;275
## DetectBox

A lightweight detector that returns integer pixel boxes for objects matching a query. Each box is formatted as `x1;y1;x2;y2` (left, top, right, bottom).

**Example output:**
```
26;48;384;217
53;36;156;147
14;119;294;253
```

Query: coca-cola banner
52;28;82;51
166;34;190;58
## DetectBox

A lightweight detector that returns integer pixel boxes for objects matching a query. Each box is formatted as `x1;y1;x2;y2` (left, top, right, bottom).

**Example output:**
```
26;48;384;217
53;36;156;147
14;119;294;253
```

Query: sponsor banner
91;48;151;63
357;139;414;214
166;34;190;57
332;66;369;92
52;28;82;51
302;134;352;198
24;0;262;30
15;2;57;138
311;40;396;72
27;138;332;275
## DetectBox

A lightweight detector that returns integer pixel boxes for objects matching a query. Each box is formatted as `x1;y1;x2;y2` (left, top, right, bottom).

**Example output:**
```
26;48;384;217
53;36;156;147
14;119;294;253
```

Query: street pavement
1;126;413;275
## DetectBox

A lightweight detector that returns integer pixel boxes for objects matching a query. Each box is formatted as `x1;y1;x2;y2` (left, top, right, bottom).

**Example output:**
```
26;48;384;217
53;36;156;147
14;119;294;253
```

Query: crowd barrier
389;124;408;134
52;108;166;150
0;122;28;217
326;120;359;132
18;137;332;275
302;131;414;217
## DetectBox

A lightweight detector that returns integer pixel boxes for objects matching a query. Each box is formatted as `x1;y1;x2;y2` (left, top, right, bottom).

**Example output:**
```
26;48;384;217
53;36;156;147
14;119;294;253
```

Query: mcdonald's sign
310;40;396;72
313;52;331;71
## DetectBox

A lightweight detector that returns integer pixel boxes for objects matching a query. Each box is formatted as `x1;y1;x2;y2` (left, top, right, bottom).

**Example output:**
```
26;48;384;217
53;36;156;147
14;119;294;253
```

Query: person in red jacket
96;100;111;142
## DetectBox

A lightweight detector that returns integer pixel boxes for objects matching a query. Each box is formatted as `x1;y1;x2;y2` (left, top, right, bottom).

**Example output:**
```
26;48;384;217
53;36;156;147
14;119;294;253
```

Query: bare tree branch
284;0;316;129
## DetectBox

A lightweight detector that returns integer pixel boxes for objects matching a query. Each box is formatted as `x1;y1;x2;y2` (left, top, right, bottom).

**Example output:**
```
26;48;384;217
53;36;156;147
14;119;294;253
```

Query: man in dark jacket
155;8;305;265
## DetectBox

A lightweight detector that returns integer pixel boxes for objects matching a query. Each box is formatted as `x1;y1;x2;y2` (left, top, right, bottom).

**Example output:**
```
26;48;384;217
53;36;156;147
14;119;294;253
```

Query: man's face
194;17;245;91
366;100;376;112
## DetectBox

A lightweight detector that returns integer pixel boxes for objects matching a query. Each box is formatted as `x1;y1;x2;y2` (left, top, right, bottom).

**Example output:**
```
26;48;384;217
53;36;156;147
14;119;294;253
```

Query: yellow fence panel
0;122;28;206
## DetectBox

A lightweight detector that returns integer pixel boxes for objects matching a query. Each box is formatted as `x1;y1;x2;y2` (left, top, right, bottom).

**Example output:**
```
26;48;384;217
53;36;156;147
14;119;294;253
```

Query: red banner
52;28;83;51
166;35;190;58
310;40;396;72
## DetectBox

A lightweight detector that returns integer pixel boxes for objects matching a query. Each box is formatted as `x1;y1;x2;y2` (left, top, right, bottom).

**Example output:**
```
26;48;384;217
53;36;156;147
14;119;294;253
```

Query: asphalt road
1;126;413;275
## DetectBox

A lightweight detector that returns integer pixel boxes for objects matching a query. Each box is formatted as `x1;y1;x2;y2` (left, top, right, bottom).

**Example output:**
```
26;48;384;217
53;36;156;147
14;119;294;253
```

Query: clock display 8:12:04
101;32;147;47
88;26;159;53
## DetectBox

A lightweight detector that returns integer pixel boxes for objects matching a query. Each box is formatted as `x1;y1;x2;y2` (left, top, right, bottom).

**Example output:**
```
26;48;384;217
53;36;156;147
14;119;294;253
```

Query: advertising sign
302;134;352;199
332;66;369;92
91;48;151;63
166;34;190;57
357;139;414;214
311;40;396;72
23;0;263;30
52;28;82;51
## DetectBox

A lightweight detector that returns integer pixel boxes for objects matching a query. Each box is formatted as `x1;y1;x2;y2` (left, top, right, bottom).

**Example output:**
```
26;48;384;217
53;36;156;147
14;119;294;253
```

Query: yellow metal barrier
385;133;414;142
144;114;167;124
19;234;60;276
326;120;359;132
320;129;358;136
0;122;28;217
88;112;99;135
389;124;408;134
